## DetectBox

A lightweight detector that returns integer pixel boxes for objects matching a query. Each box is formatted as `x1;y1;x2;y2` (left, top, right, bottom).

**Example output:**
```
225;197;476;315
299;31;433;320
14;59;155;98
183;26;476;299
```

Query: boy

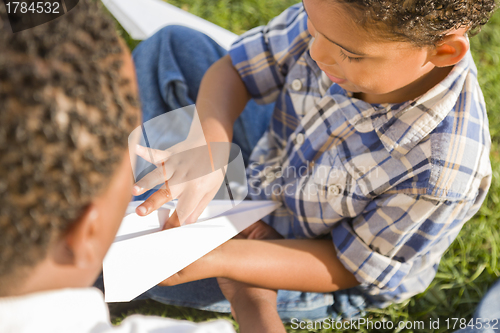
131;0;496;328
0;1;238;332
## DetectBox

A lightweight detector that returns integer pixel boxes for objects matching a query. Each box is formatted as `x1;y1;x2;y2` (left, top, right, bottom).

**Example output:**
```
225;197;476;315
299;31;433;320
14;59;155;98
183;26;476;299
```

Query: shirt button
328;184;342;196
291;79;302;91
296;133;305;145
266;173;276;182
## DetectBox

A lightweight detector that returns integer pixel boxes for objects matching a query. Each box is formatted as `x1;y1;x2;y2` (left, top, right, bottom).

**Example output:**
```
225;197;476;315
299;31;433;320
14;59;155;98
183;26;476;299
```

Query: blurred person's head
0;0;140;296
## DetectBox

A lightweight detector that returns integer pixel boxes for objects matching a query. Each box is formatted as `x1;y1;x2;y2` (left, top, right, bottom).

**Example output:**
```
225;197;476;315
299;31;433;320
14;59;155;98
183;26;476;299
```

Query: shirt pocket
285;54;322;117
310;152;357;218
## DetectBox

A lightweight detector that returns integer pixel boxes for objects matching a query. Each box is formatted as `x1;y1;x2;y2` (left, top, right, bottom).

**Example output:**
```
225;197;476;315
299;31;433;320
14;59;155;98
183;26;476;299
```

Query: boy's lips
324;71;347;84
317;64;347;84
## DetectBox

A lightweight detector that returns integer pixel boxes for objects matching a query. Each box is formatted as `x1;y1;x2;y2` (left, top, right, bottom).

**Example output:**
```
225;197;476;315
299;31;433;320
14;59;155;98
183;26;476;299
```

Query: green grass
110;1;500;332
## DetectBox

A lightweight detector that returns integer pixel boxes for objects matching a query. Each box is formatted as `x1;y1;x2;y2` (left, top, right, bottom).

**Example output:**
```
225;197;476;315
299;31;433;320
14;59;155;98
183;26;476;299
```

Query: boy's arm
222;239;360;292
163;239;360;292
196;54;250;144
135;54;250;224
163;190;486;293
136;4;309;224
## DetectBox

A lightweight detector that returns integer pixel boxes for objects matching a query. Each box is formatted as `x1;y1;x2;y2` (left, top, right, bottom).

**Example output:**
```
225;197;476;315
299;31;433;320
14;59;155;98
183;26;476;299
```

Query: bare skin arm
195;54;250;144
134;54;251;225
162;238;360;293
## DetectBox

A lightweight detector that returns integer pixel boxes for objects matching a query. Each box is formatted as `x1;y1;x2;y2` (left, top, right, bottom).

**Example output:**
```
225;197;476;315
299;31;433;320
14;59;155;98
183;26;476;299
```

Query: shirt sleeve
228;3;311;104
331;192;477;295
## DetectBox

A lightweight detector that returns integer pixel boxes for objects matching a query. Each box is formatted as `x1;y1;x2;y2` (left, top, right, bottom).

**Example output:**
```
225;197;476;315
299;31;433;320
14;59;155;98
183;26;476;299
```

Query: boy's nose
309;37;337;67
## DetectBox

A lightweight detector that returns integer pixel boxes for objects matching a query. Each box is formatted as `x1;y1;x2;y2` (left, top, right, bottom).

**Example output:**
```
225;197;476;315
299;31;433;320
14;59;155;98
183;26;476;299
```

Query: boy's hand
235;220;284;240
133;55;250;229
132;142;226;228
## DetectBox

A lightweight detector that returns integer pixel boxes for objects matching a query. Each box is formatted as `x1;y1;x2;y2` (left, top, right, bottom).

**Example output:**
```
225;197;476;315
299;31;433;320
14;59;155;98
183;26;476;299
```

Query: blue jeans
454;279;500;333
131;25;370;322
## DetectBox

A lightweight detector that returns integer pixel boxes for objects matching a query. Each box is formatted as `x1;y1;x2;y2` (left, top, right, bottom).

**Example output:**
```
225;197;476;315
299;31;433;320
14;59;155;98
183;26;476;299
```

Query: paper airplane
102;0;238;49
103;199;281;302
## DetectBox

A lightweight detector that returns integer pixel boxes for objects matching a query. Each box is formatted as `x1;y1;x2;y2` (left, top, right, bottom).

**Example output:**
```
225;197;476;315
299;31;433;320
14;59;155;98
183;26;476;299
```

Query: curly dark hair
0;0;139;293
337;0;498;46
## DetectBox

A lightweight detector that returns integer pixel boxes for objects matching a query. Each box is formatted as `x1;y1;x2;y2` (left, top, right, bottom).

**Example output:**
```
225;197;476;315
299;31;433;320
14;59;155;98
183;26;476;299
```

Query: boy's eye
339;49;362;63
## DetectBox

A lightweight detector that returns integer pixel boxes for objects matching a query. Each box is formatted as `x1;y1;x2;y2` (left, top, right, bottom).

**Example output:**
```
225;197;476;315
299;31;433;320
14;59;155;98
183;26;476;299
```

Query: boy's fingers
238;221;283;240
158;271;182;286
135;144;170;164
184;192;214;225
163;210;180;230
168;190;199;226
135;183;177;216
232;234;246;239
133;166;175;195
238;222;257;239
133;168;163;195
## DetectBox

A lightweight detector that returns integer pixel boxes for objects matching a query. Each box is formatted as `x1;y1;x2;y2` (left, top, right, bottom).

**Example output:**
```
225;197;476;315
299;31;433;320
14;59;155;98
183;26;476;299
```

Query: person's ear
428;32;469;68
54;205;100;268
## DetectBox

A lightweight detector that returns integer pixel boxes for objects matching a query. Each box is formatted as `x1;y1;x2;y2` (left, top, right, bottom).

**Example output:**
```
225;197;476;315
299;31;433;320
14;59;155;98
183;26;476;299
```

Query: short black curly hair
336;0;498;46
0;0;139;293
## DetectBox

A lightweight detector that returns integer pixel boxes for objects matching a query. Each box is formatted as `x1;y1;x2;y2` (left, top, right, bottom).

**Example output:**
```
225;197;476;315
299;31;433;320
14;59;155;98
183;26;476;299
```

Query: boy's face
304;0;440;103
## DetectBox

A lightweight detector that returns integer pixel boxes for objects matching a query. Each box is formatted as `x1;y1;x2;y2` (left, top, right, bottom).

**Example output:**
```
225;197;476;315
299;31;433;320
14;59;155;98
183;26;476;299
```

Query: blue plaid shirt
229;4;492;306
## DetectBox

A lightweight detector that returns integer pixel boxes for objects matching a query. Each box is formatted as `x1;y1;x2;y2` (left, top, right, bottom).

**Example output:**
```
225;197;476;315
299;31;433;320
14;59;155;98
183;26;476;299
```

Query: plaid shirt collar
326;52;473;159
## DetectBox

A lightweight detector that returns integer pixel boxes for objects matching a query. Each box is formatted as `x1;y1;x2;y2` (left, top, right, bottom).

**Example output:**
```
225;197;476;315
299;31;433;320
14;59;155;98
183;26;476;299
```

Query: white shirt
0;288;235;333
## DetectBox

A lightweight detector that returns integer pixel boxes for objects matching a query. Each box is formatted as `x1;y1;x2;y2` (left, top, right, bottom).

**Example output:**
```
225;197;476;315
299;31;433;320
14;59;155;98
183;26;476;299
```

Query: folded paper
103;200;281;302
101;0;238;49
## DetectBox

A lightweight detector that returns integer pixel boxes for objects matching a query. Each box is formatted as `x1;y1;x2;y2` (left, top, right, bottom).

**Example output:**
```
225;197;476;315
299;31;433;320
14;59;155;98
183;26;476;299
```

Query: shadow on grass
110;299;238;327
